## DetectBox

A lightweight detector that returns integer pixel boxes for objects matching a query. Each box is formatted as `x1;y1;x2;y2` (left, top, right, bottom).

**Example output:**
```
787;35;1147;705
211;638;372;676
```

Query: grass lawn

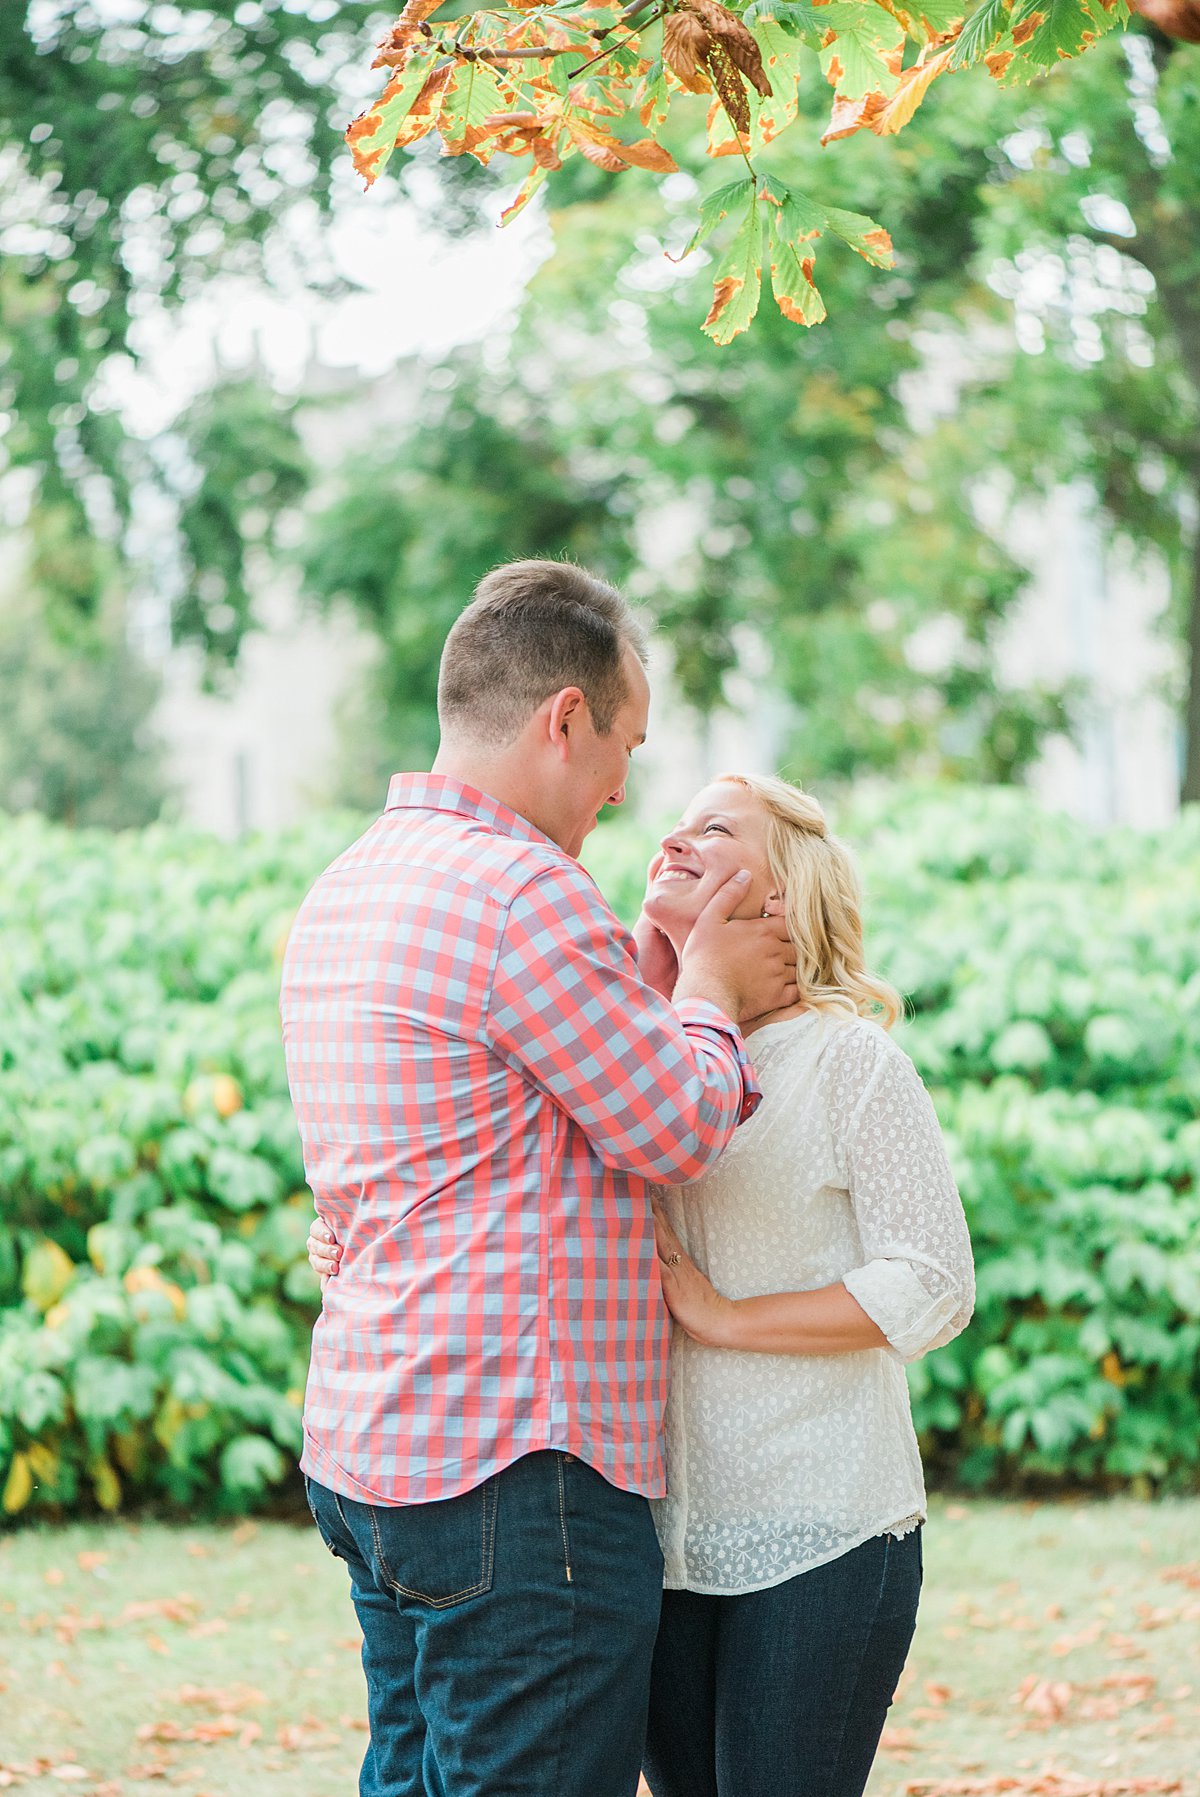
1;1498;1197;1796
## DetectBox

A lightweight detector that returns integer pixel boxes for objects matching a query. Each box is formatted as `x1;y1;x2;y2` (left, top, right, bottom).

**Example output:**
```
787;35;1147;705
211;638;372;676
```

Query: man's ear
547;687;587;760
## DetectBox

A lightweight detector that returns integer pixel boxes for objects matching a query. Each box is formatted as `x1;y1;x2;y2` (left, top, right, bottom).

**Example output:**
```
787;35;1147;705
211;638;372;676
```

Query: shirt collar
384;772;561;852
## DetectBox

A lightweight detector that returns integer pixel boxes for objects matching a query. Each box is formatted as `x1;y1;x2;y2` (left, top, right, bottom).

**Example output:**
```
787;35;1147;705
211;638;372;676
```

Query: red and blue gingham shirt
280;774;760;1506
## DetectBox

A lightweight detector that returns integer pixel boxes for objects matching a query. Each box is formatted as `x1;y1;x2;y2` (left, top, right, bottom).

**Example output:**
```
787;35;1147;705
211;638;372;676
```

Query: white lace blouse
653;1010;974;1595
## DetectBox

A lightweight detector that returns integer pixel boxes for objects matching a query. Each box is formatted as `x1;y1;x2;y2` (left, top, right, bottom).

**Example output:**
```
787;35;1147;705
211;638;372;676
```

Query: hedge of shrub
1;787;1198;1518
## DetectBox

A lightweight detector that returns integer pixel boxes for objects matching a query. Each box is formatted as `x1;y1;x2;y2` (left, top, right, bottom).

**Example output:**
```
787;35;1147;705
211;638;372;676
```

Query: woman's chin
643;888;703;933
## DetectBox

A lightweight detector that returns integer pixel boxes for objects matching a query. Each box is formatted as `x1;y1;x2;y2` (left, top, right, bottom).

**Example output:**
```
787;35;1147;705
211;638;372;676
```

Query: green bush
0;812;355;1519
2;788;1199;1517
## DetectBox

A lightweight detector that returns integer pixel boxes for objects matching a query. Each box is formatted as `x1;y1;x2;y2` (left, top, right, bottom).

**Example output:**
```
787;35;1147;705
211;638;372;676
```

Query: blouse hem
662;1505;927;1597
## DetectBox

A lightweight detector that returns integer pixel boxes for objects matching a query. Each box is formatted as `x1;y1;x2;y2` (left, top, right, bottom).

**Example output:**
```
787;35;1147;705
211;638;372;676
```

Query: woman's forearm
716;1282;890;1355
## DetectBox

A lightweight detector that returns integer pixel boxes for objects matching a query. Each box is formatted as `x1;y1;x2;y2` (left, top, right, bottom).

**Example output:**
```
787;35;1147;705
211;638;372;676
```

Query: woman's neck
741;1000;810;1037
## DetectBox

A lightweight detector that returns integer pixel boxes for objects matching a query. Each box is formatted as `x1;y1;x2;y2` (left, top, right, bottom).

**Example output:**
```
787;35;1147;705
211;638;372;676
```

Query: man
280;560;796;1797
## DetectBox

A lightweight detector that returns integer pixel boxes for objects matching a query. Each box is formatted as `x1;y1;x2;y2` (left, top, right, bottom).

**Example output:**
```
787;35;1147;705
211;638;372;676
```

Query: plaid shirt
280;774;760;1506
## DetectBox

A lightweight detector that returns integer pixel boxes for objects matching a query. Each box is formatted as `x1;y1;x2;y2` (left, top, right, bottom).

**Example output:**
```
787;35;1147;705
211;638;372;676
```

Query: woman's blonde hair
718;773;902;1031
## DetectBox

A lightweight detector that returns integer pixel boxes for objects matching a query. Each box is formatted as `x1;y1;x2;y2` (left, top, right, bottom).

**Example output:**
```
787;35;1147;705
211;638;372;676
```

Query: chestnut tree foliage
348;0;1133;341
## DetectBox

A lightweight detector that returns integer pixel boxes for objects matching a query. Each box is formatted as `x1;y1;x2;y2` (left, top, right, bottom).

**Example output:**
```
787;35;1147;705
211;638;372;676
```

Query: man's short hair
438;560;648;748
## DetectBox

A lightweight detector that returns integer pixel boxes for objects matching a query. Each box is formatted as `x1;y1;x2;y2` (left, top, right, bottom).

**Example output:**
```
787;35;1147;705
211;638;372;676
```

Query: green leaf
77;1132;137;1189
817;3;903;97
637;59;670;132
73;1356;158;1427
909;0;970;30
345;46;442;186
499;164;549;227
744;0;825;48
17;1370;67;1434
749;20;813;149
947;0;1009;63
673;178;756;264
438;59;506;157
22;1240;76;1313
822;205;896;268
703;191;765;346
220;1433;287;1497
1009;0;1123;69
767;198;828;327
207;1147;282;1212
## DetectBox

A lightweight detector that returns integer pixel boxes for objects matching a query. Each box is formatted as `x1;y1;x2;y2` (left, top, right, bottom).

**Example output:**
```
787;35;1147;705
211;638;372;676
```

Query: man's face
562;645;650;858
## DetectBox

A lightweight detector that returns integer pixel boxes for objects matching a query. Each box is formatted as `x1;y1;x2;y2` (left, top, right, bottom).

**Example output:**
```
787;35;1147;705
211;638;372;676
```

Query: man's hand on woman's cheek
633;911;679;999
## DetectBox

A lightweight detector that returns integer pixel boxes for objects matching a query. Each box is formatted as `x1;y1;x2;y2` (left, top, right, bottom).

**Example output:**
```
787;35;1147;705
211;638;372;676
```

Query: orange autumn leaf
821;88;888;144
564;118;678;171
869;45;956;135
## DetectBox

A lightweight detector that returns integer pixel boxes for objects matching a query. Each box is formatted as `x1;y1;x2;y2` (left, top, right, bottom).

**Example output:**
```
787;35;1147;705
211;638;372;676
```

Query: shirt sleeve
832;1029;975;1364
487;861;760;1184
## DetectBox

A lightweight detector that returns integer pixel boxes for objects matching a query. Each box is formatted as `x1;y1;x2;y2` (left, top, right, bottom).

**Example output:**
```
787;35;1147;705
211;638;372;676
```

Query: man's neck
431;744;561;849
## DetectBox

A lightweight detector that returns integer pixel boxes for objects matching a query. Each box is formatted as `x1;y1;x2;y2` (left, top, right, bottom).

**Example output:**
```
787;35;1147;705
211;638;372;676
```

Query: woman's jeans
305;1450;663;1797
642;1527;923;1797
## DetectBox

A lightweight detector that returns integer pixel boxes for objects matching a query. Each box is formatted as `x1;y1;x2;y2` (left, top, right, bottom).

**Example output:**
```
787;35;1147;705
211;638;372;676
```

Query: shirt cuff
673;998;762;1124
843;1259;962;1364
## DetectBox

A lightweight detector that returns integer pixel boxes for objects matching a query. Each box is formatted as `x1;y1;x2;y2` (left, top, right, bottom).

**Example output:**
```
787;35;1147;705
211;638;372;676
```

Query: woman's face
643;780;776;942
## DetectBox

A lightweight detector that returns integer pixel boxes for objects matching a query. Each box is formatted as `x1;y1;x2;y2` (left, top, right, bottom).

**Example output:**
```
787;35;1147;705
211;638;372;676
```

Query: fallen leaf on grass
880;1725;919;1752
1131;1713;1176;1739
1104;1632;1148;1661
903;1779;1182;1795
52;1610;106;1647
1050;1622;1103;1656
1160;1563;1200;1590
1013;1676;1072;1722
171;1683;265;1713
136;1718;243;1745
118;1598;198;1627
76;1553;107;1573
0;1772;95;1790
276;1718;342;1751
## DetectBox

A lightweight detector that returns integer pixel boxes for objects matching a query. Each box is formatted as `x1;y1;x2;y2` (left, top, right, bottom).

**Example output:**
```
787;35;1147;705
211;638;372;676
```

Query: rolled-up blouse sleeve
834;1032;974;1364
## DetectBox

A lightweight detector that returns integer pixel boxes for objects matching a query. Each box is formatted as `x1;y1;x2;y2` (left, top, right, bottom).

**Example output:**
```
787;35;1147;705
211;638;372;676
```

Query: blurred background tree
0;0;371;652
1;4;1198;817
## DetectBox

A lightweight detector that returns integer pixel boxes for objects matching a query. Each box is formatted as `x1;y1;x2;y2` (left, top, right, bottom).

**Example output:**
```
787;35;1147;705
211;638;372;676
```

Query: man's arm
487;862;765;1184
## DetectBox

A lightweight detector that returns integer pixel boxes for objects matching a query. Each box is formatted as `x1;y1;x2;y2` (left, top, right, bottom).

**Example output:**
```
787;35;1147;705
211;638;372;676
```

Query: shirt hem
301;1434;666;1508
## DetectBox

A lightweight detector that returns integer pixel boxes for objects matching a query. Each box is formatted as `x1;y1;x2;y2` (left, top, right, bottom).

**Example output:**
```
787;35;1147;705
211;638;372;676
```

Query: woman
308;773;974;1797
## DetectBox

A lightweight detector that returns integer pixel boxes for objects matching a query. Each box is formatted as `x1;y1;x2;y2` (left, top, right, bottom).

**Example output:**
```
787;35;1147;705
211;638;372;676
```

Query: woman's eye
703;823;730;835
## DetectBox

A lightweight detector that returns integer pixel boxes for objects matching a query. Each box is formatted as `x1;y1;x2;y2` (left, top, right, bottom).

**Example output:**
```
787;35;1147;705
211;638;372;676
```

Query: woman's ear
761;891;785;918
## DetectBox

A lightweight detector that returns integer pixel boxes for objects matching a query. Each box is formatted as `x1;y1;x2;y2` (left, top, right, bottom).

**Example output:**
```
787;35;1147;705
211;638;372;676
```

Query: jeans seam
822;1534;891;1789
369;1481;498;1608
547;1468;579;1796
556;1453;573;1584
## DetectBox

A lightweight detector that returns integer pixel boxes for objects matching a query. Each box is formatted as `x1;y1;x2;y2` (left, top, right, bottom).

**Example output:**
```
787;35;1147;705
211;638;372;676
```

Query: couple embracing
280;559;974;1797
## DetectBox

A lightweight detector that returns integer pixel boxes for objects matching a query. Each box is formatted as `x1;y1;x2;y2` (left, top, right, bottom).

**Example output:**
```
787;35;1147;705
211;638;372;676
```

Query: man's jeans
306;1451;664;1797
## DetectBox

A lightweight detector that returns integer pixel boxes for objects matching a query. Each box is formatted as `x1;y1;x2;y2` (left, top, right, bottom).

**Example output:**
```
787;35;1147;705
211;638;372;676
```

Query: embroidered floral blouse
654;1011;975;1595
